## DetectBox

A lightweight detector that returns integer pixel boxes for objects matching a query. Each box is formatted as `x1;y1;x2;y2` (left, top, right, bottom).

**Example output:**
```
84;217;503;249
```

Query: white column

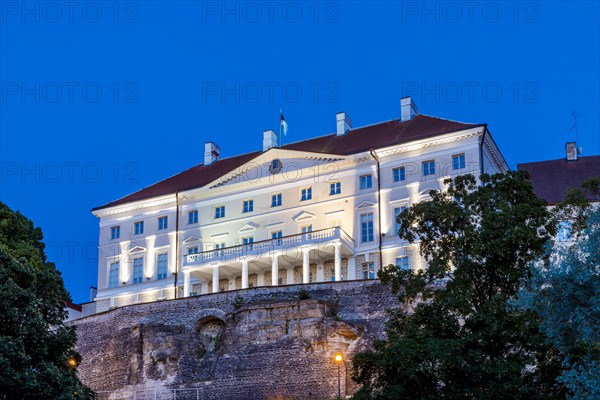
347;256;356;280
183;270;191;297
334;242;342;281
271;255;279;286
201;281;209;294
168;231;177;274
145;235;156;279
212;265;219;293
302;248;310;284
242;260;249;289
120;241;131;285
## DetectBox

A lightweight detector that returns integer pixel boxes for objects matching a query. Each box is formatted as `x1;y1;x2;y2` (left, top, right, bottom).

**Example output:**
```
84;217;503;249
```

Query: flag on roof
280;111;288;136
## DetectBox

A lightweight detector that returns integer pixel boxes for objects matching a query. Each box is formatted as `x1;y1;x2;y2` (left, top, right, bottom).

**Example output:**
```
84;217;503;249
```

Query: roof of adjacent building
517;155;600;204
93;115;484;211
65;300;82;312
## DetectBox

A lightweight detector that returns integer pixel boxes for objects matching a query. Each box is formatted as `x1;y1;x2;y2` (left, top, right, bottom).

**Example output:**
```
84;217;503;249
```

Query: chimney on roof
565;142;580;161
400;96;418;121
89;286;97;302
336;112;352;136
204;141;220;165
263;129;278;151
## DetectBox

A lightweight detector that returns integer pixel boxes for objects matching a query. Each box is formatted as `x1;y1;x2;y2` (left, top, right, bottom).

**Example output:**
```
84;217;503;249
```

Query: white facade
91;101;508;313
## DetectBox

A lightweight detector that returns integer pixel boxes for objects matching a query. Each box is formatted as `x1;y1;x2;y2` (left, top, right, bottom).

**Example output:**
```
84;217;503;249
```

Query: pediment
183;236;201;243
292;211;316;222
355;201;376;209
238;221;260;233
128;246;146;253
206;149;347;190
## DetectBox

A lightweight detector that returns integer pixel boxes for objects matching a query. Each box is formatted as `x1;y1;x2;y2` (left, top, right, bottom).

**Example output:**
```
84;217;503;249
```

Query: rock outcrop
72;280;395;400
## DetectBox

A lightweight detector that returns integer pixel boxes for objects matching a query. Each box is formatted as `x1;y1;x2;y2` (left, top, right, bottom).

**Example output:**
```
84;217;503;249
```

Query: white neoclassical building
91;97;508;313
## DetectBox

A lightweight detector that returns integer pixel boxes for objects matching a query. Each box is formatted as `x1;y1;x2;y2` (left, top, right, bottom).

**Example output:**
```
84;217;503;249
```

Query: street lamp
334;353;343;400
67;357;79;368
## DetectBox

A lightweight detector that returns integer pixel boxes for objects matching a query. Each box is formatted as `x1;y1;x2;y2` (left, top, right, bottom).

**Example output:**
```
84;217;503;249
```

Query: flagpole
279;108;283;148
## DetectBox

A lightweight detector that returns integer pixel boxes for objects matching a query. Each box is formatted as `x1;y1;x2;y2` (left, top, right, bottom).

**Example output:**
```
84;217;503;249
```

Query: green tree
553;176;600;237
351;172;564;399
518;206;600;399
0;202;94;400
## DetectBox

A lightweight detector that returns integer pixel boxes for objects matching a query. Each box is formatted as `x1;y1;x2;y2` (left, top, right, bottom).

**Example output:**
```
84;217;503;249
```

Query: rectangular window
329;181;341;195
110;226;120;240
302;225;313;240
188;246;199;255
133;257;144;284
394;206;407;236
361;213;374;243
423;160;436;176
362;262;375;280
158;216;168;230
396;256;410;270
215;242;226;255
109;261;120;288
157;253;168;280
188;210;198;225
243;200;254;213
271;193;282;207
393;167;406;182
360;174;373;190
300;187;312;201
452;154;466;170
328;219;342;229
243;237;254;250
272;230;283;246
557;221;573;242
214;205;225;219
134;221;144;235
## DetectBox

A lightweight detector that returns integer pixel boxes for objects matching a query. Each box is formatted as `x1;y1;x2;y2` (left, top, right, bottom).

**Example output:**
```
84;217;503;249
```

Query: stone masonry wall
71;280;397;400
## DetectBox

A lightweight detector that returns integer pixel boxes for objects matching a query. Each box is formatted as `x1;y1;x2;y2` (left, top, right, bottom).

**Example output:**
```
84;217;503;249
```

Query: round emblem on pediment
269;158;283;174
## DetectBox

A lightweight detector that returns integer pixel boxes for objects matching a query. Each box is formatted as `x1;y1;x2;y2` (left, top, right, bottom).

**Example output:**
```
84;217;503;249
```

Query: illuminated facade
91;97;508;312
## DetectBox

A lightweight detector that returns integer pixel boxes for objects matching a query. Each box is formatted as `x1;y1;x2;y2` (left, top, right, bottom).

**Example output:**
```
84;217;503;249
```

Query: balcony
183;226;354;266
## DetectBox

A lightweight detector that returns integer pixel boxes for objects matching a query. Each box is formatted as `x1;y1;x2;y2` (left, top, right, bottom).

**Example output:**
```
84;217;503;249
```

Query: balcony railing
183;226;354;266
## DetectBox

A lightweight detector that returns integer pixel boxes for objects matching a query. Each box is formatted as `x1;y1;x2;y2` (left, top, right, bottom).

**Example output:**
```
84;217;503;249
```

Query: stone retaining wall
72;280;397;400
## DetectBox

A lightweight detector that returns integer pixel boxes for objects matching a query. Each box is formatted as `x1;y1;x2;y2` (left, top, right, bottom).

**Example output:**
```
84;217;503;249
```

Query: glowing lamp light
68;357;79;368
334;353;343;363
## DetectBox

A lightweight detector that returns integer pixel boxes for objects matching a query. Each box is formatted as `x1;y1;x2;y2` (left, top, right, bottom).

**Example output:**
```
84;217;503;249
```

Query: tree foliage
0;202;94;400
553;176;600;236
518;206;600;400
351;172;565;399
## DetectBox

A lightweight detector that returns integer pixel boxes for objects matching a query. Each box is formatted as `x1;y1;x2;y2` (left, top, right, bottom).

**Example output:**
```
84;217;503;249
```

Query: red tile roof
93;115;483;211
517;155;600;204
65;300;82;312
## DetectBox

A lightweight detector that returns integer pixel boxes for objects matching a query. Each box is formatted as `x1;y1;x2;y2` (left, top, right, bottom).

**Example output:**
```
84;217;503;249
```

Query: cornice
93;195;176;219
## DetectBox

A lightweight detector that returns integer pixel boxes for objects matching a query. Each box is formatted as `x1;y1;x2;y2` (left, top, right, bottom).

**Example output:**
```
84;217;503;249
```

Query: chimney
263;129;278;151
336;112;352;136
89;286;97;302
400;96;418;121
204;141;220;165
565;142;578;161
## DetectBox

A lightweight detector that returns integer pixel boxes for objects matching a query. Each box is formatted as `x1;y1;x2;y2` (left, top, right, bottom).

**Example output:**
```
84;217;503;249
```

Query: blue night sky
1;1;599;303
